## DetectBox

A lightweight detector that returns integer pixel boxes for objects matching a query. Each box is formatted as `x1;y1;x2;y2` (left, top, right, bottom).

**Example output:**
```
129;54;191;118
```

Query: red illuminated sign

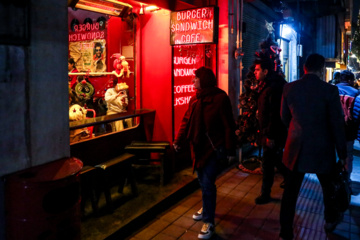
69;22;106;42
170;7;218;45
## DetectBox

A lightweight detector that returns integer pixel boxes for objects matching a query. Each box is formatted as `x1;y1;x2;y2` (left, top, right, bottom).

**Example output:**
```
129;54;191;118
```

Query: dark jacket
336;82;360;141
353;95;360;141
174;87;236;170
257;72;287;147
281;74;347;173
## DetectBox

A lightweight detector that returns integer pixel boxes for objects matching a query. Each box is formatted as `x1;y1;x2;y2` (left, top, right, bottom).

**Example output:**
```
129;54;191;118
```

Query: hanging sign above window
170;6;218;45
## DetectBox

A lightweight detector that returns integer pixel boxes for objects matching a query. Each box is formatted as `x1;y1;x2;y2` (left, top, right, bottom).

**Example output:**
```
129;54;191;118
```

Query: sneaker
255;194;271;204
198;222;214;239
193;207;203;221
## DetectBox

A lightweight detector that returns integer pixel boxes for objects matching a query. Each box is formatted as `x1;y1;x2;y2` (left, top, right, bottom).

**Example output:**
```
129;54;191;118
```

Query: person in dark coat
279;54;347;240
173;66;236;239
336;70;359;183
253;58;289;205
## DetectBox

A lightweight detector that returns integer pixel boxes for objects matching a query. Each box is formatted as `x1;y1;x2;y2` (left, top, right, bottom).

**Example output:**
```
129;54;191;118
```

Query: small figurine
104;82;131;131
111;53;130;78
69;104;90;142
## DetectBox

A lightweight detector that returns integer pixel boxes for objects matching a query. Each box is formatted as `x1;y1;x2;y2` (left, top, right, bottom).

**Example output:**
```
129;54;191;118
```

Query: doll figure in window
69;104;90;143
104;82;132;131
111;54;130;78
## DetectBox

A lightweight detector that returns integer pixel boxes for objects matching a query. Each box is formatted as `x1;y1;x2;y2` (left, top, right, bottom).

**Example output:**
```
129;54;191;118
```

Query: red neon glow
170;7;216;45
69;31;105;42
74;22;100;32
173;44;217;137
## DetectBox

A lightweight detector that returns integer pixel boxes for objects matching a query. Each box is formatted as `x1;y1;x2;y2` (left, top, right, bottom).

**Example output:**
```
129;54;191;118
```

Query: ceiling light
145;5;160;12
139;4;144;15
69;0;132;17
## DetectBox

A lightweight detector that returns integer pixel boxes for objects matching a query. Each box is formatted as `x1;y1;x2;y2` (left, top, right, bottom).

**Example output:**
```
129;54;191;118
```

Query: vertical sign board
173;45;205;137
171;7;218;138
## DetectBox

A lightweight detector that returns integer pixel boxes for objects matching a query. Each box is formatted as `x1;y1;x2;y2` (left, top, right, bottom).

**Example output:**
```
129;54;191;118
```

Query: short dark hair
94;42;103;51
68;58;75;65
304;53;325;72
253;58;275;73
195;67;216;88
340;70;355;82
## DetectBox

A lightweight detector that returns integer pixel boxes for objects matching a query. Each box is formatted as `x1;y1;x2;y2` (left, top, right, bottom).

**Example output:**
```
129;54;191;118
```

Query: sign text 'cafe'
170;7;218;45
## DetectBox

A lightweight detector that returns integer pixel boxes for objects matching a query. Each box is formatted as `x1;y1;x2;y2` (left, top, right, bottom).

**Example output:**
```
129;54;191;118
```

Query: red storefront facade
67;0;237;145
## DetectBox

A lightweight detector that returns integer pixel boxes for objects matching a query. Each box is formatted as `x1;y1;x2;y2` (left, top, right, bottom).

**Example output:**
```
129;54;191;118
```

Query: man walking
279;53;347;239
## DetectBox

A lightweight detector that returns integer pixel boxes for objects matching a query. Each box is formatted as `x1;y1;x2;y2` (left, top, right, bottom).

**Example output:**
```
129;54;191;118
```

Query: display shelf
69;108;155;130
68;71;134;78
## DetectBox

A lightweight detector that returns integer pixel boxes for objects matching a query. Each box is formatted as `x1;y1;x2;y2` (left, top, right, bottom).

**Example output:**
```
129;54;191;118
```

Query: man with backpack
336;70;359;183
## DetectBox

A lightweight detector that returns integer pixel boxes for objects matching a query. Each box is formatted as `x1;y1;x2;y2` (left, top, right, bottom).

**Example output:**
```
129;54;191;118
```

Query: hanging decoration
236;65;259;147
75;79;95;102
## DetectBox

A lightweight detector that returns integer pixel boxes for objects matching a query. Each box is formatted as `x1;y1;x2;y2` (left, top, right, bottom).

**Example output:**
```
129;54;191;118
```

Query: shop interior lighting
145;5;160;12
139;4;144;15
69;0;133;17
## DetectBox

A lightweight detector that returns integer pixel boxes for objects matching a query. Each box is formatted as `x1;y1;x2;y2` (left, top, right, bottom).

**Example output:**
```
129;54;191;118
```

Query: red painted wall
140;10;173;142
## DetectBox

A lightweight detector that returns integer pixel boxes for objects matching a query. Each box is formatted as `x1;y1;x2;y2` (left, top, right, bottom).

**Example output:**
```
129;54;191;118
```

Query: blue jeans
196;150;223;224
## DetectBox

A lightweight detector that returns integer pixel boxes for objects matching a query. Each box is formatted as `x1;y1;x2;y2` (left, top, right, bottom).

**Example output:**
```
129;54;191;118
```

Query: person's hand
120;96;128;106
173;143;180;152
265;138;275;148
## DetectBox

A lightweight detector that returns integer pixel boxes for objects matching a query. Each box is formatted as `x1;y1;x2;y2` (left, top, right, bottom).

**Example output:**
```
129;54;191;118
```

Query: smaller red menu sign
170;7;218;45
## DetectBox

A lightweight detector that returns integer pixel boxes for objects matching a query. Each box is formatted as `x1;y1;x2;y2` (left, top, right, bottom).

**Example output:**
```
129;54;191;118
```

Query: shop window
68;8;136;142
173;44;217;138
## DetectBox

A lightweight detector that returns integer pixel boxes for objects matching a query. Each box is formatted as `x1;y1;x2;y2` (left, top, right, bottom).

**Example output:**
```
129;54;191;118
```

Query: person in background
279;54;347;240
337;70;360;186
173;67;236;239
329;71;340;85
253;57;289;205
68;57;79;90
354;73;360;89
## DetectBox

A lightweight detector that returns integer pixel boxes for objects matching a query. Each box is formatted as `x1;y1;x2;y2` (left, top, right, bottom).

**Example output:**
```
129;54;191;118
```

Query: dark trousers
261;146;288;196
196;153;219;225
279;171;339;239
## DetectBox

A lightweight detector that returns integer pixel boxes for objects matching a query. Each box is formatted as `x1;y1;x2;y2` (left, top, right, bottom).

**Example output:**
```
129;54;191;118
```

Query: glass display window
173;44;217;138
68;7;136;141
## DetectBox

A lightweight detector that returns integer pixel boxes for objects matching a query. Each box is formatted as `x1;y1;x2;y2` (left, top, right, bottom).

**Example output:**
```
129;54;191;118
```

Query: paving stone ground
127;146;360;240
